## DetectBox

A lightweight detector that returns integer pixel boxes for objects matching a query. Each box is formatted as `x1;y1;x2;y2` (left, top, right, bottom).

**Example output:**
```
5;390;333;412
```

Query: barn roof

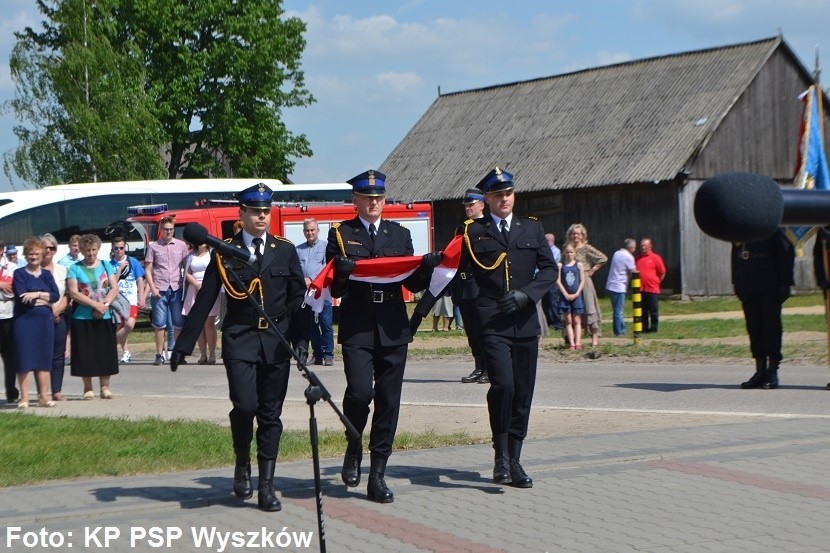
380;36;795;201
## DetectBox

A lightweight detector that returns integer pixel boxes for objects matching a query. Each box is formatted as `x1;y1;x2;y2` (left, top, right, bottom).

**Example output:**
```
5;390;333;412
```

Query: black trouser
739;290;783;362
224;344;291;461
341;343;408;459
50;315;68;394
0;318;17;402
458;300;482;360
480;334;539;440
641;292;660;331
542;286;562;329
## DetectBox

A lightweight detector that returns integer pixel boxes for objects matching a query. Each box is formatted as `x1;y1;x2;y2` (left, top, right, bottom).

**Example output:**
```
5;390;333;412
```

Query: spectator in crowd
40;233;70;401
5;245;18;266
144;216;190;366
543;233;563;331
58;235;82;267
182;242;220;364
605;238;637;337
733;229;794;389
557;244;585;350
108;237;145;364
565;223;607;349
13;237;60;408
66;234;120;400
0;239;18;404
431;293;454;331
296;218;334;365
635;237;667;333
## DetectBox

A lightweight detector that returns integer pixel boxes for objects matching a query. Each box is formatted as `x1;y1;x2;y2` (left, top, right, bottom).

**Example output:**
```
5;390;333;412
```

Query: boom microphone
182;223;256;264
694;172;830;242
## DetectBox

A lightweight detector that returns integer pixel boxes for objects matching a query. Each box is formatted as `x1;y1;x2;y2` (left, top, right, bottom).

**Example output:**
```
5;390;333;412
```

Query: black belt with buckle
350;284;401;303
228;312;284;329
739;251;770;260
459;271;473;280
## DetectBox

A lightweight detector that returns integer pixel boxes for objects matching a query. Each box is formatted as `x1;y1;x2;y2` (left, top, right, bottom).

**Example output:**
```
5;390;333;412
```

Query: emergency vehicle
124;200;434;301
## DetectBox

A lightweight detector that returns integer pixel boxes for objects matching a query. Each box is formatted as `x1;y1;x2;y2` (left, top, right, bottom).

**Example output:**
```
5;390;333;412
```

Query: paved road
3;355;830;552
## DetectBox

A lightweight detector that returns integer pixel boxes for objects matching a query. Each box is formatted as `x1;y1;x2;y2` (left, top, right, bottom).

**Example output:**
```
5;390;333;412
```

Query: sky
2;0;830;191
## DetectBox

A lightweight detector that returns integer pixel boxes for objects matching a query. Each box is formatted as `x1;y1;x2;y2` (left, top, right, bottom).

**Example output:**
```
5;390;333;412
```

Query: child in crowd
557;245;586;350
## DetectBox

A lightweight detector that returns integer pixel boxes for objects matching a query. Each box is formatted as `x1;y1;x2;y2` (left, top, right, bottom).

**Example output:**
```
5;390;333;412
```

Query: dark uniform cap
234;183;273;208
347;170;386;196
475;166;514;194
462;188;485;204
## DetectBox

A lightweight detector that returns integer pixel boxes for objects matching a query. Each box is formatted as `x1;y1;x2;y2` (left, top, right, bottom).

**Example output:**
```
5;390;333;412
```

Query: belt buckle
740;250;750;260
460;272;467;280
257;317;269;329
373;290;384;303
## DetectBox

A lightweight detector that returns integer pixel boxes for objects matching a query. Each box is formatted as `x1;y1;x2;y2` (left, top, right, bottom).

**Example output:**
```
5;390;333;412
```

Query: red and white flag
305;235;463;313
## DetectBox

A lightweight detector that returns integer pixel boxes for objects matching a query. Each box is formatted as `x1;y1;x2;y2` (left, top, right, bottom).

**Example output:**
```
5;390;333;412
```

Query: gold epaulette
526;215;538;221
274;235;293;246
464;218;474;225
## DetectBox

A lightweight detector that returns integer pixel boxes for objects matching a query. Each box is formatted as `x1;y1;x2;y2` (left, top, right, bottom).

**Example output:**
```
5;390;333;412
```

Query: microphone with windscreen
694;172;830;242
182;222;256;264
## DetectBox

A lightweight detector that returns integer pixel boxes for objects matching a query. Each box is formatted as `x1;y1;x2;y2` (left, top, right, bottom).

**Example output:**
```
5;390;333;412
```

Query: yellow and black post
631;270;642;344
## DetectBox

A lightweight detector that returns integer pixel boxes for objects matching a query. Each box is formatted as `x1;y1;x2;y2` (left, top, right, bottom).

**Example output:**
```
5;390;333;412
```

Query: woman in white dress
182;243;220;364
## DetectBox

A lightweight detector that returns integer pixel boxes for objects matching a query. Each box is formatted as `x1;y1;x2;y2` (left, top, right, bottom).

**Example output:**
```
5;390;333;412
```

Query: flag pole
813;45;830;387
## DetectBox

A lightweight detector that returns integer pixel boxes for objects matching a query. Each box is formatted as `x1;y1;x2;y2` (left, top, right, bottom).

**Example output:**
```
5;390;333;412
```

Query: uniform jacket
175;232;307;363
450;218;483;304
731;229;795;296
464;215;557;337
326;217;430;347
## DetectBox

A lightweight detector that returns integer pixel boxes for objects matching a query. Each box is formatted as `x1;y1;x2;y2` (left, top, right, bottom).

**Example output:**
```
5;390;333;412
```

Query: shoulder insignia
525;215;538;221
464;218;474;225
386;219;402;227
274;235;293;246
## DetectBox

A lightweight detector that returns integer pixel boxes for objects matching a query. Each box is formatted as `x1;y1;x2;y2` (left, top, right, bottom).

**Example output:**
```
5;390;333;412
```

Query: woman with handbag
66;234;120;400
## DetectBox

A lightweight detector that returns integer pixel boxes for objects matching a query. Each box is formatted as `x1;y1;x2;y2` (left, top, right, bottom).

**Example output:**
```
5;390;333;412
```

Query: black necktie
500;219;509;243
368;223;377;244
252;237;264;266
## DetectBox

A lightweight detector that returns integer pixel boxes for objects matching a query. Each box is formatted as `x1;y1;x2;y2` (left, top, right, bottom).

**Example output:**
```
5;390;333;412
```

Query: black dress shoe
367;472;394;503
257;480;282;512
509;459;533;488
493;455;510;484
477;372;489;384
341;451;362;487
233;463;253;499
740;371;765;389
764;369;779;389
461;368;483;383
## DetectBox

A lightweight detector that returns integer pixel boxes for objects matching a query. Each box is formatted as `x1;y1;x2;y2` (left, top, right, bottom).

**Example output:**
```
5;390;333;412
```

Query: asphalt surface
2;351;830;552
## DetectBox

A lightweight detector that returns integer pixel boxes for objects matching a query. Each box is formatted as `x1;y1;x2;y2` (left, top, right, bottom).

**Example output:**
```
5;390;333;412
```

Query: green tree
4;0;314;187
4;0;166;186
122;0;314;179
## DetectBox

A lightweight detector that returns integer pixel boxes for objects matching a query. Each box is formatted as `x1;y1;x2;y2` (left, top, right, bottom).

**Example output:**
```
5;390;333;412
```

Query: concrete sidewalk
2;417;829;552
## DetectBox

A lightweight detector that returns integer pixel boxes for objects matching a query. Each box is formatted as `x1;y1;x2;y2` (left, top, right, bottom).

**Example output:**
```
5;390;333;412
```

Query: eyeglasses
45;246;57;251
113;246;125;250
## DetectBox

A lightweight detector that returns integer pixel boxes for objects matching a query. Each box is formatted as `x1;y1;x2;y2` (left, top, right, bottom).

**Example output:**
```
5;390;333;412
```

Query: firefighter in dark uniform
812;226;830;390
327;170;440;503
732;228;794;389
464;167;557;488
454;188;488;383
171;183;307;512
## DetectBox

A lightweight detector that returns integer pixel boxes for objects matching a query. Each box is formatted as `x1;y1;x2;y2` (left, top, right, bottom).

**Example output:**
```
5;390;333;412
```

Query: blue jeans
310;301;334;358
151;288;185;329
607;290;626;336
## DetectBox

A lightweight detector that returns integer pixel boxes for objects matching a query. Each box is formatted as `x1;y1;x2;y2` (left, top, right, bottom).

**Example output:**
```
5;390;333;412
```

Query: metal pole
631;270;642;344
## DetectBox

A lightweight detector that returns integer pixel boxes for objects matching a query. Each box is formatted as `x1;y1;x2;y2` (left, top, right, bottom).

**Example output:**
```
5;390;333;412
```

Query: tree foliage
4;0;314;187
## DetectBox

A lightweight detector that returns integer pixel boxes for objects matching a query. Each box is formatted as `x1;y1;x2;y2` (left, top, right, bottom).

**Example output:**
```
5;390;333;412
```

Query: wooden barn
379;36;830;296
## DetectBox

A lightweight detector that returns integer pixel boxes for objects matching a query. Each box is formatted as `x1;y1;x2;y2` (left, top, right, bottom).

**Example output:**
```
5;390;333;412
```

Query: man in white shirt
605;238;637;336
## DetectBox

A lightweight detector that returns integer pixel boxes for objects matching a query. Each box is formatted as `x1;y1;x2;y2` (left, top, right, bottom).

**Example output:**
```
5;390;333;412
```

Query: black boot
257;459;282;512
461;365;483;383
764;357;780;389
741;358;766;389
341;438;363;487
233;448;253;499
508;438;533;488
367;456;394;503
492;434;510;484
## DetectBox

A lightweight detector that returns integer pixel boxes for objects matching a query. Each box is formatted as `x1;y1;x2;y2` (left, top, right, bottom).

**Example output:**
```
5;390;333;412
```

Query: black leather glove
779;286;791;303
497;289;531;315
334;255;355;278
421;252;443;270
409;313;424;335
170;351;185;372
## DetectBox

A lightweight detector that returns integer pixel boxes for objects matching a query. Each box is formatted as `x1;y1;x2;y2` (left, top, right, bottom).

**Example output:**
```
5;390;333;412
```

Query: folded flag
305;235;463;313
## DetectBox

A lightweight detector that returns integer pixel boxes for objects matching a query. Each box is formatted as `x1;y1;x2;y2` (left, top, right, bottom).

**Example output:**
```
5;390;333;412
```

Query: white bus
0;179;352;257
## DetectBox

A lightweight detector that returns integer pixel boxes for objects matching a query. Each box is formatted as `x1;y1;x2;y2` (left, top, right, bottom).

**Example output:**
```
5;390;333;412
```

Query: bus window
0;202;63;244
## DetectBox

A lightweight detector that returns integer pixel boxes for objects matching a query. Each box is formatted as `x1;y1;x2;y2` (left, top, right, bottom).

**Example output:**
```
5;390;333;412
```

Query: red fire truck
124;200;434;301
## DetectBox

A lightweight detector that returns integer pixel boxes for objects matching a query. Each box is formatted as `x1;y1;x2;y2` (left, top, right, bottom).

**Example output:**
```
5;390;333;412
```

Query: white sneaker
163;351;171;362
120;351;131;363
